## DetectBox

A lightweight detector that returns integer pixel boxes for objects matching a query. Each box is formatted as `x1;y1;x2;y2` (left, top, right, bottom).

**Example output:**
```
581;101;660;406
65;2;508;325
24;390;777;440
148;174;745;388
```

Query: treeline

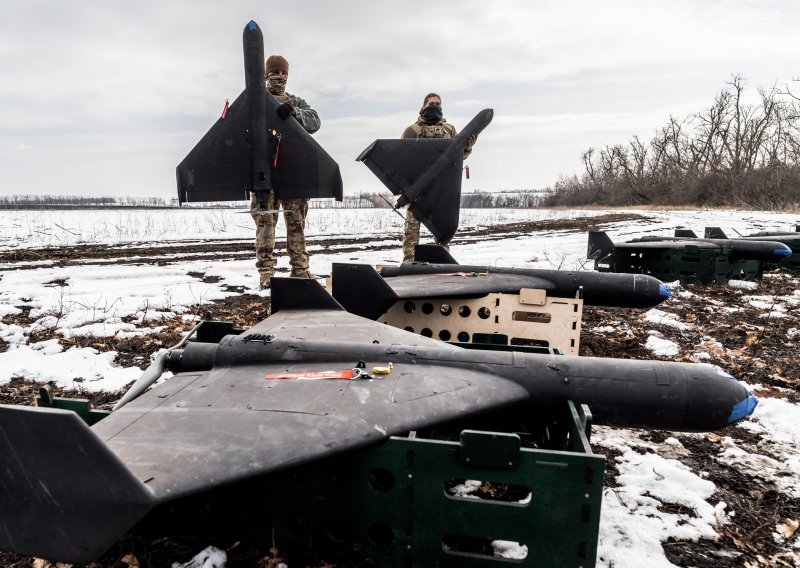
1;190;549;210
0;195;174;209
461;190;548;208
317;190;549;209
543;76;800;209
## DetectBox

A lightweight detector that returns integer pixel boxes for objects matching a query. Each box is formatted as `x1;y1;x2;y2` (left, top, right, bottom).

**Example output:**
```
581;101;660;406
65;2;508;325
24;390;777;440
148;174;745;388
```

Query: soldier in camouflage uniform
250;55;321;289
400;93;475;263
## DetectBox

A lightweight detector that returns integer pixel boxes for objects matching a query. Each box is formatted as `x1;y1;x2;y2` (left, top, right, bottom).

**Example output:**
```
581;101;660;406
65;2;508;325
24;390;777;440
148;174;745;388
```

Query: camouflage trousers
402;208;448;264
250;193;309;281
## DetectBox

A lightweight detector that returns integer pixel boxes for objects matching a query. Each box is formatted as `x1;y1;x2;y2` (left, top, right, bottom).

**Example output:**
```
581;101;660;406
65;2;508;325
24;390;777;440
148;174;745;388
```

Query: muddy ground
1;212;798;567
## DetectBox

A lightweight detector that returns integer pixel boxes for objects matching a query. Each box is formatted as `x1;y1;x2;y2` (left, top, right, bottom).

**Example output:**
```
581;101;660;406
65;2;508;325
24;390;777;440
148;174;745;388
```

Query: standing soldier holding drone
400;92;475;263
250;55;320;289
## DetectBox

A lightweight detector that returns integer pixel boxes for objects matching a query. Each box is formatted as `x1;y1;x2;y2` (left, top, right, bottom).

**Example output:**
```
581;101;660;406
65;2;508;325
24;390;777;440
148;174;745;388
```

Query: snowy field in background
1;206;799;567
2;206;799;252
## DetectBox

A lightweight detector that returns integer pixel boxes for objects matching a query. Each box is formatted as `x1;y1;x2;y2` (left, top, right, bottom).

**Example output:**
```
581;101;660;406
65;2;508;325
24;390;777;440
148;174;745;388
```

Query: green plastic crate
142;402;604;568
268;402;603;567
594;244;761;283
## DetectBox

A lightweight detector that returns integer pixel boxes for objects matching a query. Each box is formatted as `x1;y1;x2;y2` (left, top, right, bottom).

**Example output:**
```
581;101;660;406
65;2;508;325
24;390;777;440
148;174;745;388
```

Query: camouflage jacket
273;92;320;134
402;117;456;140
401;117;472;158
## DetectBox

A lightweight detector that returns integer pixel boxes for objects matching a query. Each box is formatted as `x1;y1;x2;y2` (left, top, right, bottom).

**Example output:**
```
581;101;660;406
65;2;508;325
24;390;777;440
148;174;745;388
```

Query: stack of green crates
594;244;762;284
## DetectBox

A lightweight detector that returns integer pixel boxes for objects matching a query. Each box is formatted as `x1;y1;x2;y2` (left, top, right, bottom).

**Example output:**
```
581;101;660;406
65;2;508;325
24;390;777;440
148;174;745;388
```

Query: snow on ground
598;449;725;567
0;340;141;391
1;206;799;566
645;333;681;356
171;545;227;568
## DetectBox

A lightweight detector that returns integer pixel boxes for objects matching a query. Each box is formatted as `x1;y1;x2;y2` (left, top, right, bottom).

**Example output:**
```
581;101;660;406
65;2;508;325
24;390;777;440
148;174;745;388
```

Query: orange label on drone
266;369;356;380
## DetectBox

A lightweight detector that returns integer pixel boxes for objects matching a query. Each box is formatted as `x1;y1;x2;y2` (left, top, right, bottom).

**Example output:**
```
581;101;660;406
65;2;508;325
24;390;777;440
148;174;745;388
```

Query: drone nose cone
728;391;759;423
774;247;792;257
247;20;258;31
659;283;672;299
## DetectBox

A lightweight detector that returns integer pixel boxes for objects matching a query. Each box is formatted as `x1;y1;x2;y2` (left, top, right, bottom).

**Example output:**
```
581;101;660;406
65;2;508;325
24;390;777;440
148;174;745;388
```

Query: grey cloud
1;0;799;197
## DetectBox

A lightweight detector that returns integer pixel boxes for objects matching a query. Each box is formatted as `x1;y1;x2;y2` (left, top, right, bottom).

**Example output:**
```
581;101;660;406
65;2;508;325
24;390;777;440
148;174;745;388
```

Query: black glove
277;102;294;119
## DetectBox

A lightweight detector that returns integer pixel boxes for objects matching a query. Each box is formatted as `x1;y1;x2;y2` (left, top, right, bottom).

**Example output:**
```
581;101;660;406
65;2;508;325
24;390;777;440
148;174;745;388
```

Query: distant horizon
0;187;554;203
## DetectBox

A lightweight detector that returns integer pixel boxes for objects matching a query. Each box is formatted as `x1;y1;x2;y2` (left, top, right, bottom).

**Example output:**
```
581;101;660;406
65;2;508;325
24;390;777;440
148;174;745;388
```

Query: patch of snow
30;338;63;355
760;311;787;319
0;304;21;317
722;306;745;313
727;279;758;290
449;479;483;498
644;309;693;330
0;323;27;347
744;296;785;312
171;545;227;568
115;325;169;340
598;450;725;568
784;294;800;307
0;344;140;391
492;539;528;560
61;320;139;338
716;437;800;499
748;397;800;446
645;335;680;357
592;427;660;454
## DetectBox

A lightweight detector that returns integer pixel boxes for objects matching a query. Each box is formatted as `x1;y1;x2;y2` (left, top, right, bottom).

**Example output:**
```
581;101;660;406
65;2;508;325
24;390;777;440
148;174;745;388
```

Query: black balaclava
420;104;443;125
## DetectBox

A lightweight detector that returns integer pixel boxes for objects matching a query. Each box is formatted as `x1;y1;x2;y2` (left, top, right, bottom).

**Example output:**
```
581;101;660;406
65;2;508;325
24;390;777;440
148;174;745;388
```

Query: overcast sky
1;0;798;199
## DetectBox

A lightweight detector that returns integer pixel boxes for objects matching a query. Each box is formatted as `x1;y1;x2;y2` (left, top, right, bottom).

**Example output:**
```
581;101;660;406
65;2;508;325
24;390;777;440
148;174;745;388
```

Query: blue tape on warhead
728;392;758;423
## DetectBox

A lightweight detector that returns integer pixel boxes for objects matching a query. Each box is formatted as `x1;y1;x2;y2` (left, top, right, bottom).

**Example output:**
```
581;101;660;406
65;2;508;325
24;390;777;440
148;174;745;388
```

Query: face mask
267;74;287;95
420;104;443;125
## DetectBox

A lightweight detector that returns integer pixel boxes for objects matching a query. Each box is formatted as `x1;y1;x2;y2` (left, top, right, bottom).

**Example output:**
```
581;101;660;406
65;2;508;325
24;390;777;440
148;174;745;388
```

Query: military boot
259;274;272;290
290;270;316;279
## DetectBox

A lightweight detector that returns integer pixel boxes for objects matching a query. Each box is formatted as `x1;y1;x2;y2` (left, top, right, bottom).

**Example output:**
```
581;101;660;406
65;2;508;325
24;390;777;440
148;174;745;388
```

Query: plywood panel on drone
377;289;582;355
